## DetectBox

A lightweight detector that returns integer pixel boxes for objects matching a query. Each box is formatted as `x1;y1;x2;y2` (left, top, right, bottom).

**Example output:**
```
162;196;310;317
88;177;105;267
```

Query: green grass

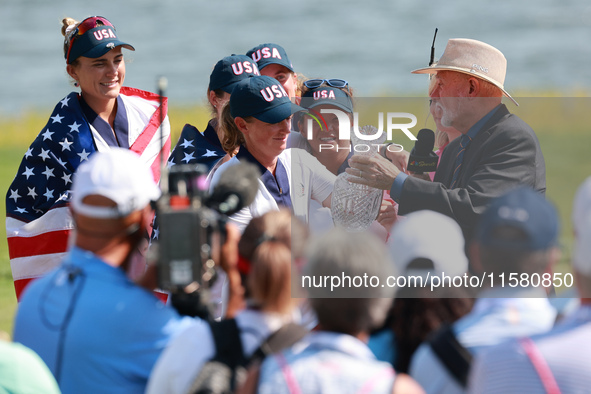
1;98;588;334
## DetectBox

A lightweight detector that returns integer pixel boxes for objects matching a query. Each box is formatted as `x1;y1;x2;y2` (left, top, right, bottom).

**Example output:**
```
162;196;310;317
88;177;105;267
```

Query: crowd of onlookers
5;147;591;393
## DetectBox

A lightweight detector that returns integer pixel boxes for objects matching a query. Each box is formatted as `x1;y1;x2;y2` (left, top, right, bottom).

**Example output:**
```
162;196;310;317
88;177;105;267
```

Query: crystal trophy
331;125;385;231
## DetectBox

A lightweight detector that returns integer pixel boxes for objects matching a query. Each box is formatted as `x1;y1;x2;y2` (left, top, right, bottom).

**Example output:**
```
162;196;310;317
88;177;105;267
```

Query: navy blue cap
209;54;261;93
230;76;305;124
66;16;134;64
476;187;559;251
300;87;354;114
246;43;294;72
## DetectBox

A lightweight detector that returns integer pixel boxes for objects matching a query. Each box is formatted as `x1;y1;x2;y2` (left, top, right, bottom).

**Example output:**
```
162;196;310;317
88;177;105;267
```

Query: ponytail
61;17;80;61
220;102;245;155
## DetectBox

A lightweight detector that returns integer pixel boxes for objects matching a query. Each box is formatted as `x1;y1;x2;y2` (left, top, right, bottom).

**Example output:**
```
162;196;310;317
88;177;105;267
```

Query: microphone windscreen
209;163;261;215
415;129;435;156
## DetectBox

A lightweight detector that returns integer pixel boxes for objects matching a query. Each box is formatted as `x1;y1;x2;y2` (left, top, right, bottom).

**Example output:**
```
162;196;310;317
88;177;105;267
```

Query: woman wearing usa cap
168;54;260;171
210;75;336;232
246;43;299;100
289;79;354;172
5;15;171;300
289;79;398;235
152;54;261;246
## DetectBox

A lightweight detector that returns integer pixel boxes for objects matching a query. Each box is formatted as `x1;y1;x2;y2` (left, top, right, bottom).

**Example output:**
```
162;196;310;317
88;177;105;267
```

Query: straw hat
412;38;518;106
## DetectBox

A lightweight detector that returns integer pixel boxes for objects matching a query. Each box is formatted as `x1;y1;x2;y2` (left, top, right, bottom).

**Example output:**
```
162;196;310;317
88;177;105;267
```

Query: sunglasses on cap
65;16;115;64
303;78;349;89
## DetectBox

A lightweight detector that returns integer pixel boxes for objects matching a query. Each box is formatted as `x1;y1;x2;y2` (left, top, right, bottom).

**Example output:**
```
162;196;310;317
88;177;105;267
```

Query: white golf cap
388;210;468;278
573;177;591;275
71;148;161;219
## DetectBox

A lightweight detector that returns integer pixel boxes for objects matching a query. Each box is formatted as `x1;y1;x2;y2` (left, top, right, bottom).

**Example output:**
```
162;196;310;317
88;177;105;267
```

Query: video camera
151;77;259;319
154;162;260;319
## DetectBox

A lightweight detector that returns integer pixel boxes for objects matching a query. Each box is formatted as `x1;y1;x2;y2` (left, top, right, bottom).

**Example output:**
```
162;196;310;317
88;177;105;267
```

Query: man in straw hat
347;38;546;244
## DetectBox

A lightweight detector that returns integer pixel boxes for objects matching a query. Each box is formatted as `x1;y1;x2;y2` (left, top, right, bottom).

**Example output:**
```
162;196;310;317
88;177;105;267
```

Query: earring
74;81;79;87
214;104;217;108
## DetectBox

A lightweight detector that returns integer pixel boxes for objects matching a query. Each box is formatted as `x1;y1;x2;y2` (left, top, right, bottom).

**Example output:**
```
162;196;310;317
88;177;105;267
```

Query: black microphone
407;129;439;174
207;163;261;216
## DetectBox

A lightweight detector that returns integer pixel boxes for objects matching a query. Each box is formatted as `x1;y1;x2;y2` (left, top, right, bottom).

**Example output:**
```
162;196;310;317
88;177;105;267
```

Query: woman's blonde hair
220;102;245;155
435;129;449;150
295;73;308;99
61;17;80;64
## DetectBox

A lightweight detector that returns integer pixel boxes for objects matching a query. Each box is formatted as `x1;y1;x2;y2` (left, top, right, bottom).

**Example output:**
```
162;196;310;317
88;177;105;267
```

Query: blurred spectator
256;228;424;394
237;209;313;325
370;210;474;372
13;149;198;394
0;335;60;394
411;187;559;393
146;211;307;394
469;178;591;393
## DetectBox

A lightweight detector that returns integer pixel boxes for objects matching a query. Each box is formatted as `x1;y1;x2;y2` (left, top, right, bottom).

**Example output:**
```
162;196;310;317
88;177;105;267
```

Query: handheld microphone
407;128;439;174
207;163;260;216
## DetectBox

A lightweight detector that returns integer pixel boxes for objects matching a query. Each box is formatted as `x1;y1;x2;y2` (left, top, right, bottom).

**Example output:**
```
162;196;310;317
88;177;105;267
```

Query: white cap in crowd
388;210;468;278
71;148;161;219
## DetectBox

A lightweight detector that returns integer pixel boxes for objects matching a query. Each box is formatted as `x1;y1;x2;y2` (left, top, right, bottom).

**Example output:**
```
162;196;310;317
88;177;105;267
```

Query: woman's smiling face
68;47;125;107
305;104;352;157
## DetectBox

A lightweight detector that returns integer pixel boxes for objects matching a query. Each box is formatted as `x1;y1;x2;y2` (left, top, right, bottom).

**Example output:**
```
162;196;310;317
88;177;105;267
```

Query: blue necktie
450;134;472;188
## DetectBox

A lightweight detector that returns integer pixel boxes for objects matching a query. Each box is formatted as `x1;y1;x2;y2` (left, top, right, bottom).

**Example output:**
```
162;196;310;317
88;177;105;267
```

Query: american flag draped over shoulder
168;122;225;171
150;122;225;244
6;87;170;299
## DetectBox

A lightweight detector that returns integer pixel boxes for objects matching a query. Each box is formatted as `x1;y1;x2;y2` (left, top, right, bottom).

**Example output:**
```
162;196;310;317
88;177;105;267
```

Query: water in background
1;0;591;115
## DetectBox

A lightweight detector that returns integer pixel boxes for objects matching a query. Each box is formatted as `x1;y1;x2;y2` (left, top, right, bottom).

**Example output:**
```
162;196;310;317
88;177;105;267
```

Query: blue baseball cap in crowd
209;54;261;93
300;86;354;114
65;16;134;64
475;187;559;251
246;43;294;72
230;76;305;124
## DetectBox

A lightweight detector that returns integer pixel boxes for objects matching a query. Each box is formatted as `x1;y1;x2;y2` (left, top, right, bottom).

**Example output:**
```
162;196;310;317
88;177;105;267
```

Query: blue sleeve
389;173;408;202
